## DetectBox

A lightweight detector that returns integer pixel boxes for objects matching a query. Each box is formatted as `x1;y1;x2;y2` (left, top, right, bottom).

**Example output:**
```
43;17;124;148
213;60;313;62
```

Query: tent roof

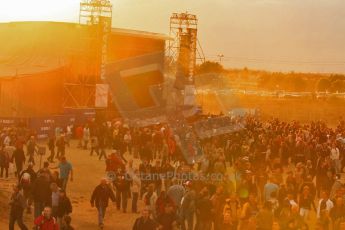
111;27;171;41
0;21;169;77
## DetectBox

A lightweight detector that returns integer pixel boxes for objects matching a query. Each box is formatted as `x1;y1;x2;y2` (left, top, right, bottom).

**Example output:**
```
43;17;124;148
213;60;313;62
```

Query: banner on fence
0;118;19;129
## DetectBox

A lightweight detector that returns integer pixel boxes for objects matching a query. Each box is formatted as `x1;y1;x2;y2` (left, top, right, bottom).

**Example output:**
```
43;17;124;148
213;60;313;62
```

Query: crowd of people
2;114;345;229
0;126;74;230
80;115;345;230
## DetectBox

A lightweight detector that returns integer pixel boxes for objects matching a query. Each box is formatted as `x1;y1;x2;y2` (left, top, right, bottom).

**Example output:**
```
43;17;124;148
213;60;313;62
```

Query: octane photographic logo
104;171;224;183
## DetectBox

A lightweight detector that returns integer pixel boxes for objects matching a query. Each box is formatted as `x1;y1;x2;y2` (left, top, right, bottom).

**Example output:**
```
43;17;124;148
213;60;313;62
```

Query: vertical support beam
63;0;112;108
167;12;205;87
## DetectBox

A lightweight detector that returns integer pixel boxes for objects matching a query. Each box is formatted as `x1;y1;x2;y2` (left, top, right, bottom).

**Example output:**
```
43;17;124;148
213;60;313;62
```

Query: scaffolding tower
63;0;112;108
167;12;205;87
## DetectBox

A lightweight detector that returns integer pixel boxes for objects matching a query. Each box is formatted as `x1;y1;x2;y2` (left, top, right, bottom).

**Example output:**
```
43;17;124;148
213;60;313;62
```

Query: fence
0;109;96;140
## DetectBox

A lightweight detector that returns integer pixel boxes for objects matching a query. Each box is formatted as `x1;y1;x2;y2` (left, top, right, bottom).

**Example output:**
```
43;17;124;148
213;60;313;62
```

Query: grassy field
197;93;345;126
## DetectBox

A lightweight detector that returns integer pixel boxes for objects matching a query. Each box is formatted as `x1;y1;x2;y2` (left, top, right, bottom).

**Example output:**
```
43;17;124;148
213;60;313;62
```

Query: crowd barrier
0;109;96;140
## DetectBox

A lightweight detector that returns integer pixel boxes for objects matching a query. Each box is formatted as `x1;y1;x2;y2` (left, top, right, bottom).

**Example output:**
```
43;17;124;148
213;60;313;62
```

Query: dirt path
0;141;142;229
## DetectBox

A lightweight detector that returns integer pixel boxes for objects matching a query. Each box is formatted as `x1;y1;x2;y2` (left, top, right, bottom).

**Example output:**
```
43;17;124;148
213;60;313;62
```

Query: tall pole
217;54;224;64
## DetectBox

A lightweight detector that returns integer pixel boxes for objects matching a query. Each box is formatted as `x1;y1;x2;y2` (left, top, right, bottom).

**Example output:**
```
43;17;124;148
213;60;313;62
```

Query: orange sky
0;0;344;73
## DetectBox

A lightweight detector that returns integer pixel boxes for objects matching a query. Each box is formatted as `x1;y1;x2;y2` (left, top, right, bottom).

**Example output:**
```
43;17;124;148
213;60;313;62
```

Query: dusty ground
0;141;142;230
0;141;322;229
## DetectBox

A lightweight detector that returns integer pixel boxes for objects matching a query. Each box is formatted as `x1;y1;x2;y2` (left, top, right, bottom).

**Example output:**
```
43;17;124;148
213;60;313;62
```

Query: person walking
238;193;259;230
83;124;90;149
98;135;107;160
61;215;74;230
114;170;130;213
298;186;316;221
223;195;241;230
180;181;196;230
330;143;341;174
317;191;334;220
12;146;26;178
167;180;185;214
195;188;213;230
90;178;116;229
124;130;132;155
9;185;28;230
330;196;345;230
26;136;37;165
34;206;59;230
66;124;73;147
263;177;279;202
56;135;66;159
31;172;51;218
133;208;157;230
51;157;73;191
0;145;10;178
19;163;36;214
57;190;72;228
131;169;141;213
50;182;60;218
75;125;83;148
47;135;56;163
256;202;274;230
143;183;158;219
90;136;99;156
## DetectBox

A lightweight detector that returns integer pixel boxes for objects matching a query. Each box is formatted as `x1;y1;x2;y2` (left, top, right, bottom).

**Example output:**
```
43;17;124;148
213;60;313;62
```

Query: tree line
195;61;345;92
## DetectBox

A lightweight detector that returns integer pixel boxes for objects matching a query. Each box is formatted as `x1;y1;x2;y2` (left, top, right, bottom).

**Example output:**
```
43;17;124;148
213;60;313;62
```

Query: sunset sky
0;0;344;73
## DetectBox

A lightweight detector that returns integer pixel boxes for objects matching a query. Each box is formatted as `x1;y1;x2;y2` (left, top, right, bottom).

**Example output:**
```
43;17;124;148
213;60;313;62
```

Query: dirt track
0;141;141;229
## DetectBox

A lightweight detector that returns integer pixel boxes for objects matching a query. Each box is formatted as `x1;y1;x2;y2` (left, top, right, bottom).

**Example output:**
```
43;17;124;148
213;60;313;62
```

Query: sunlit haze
0;0;345;73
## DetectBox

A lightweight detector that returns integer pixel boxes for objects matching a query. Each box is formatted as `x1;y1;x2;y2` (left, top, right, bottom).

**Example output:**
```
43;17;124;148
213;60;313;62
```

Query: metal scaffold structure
167;12;205;86
166;12;205;109
64;0;112;108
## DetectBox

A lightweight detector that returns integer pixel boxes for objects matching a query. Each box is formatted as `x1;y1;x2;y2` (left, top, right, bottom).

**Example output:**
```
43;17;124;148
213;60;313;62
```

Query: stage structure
64;0;112;108
167;12;205;91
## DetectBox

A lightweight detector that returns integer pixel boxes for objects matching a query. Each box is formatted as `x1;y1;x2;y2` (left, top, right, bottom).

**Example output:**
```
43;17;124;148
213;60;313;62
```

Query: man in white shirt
317;191;334;219
50;182;60;217
130;168;141;213
66;124;73;147
124;131;132;154
83;125;90;149
287;193;298;208
3;134;11;146
330;143;341;173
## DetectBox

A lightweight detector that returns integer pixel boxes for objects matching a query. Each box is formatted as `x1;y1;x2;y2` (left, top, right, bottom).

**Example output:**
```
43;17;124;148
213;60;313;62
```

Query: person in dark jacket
157;204;177;230
330;197;345;230
133;208;157;230
26;136;37;165
19;163;36;214
156;190;176;217
56;135;66;159
180;181;196;230
91;178;116;228
98;135;107;160
47;136;56;163
195;188;213;230
20;163;37;183
57;190;72;228
114;170;131;213
31;172;51;218
61;215;74;230
9;185;28;230
256;201;274;230
0;146;10;178
12;147;26;178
